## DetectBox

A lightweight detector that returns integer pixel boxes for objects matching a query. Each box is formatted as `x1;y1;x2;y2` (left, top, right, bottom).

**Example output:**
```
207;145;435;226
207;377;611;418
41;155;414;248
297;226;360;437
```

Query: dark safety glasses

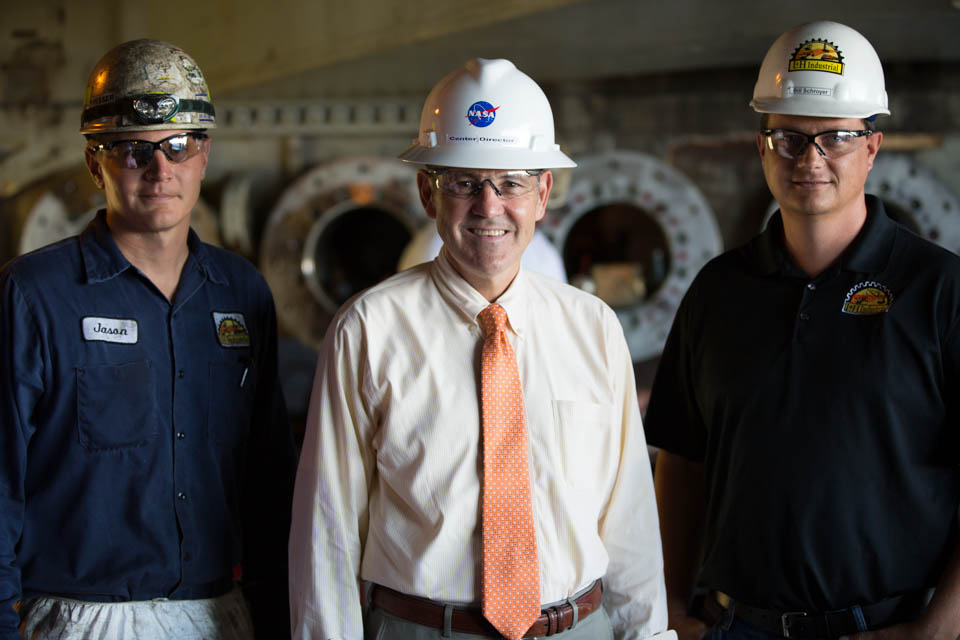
88;132;209;169
760;128;873;160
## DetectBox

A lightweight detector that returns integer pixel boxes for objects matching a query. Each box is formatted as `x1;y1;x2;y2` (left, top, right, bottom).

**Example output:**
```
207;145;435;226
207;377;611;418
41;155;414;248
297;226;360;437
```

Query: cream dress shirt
290;249;668;640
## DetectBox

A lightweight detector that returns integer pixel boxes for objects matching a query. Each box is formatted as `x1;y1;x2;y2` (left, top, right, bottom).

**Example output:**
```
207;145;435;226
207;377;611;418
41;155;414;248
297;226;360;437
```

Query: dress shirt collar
430;247;528;338
80;210;228;286
754;195;894;277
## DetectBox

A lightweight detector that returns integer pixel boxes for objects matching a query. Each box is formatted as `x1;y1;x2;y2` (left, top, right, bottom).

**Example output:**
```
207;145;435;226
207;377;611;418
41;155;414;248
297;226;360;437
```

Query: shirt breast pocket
76;360;158;451
553;400;615;491
207;359;256;446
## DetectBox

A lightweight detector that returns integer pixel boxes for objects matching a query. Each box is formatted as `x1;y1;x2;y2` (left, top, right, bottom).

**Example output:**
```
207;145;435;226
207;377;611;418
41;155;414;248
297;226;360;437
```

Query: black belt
706;590;928;639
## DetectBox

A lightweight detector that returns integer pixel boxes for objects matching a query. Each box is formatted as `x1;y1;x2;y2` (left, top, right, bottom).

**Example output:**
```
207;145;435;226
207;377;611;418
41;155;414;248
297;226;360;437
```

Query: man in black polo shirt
645;20;960;640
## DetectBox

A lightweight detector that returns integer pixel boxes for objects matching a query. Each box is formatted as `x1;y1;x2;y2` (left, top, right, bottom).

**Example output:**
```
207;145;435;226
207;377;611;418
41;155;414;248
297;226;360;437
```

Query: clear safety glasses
760;128;873;160
429;169;542;200
88;132;209;169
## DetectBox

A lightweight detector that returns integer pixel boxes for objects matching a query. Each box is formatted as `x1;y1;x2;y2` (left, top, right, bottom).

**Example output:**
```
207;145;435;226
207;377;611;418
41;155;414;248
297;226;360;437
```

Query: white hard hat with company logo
751;21;890;119
80;39;216;134
398;58;576;170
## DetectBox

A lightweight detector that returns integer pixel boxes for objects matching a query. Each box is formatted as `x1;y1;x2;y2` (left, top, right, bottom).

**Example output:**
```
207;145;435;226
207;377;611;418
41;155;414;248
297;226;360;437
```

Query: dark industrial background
3;0;960;432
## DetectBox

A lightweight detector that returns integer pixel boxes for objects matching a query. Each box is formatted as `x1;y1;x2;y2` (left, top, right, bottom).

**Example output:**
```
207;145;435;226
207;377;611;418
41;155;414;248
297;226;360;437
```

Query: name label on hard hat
789;39;844;75
447;135;519;146
786;86;834;98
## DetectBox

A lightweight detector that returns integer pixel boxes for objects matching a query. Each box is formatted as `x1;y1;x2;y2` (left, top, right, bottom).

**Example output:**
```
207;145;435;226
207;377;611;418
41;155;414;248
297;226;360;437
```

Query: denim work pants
708;615;869;640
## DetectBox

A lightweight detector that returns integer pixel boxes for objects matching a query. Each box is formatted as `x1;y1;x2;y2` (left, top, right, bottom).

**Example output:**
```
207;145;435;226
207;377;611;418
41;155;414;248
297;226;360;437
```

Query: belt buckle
780;611;807;638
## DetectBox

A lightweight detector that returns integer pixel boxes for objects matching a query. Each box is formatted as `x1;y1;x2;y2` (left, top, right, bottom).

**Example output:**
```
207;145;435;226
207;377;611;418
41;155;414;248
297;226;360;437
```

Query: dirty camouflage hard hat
80;39;216;134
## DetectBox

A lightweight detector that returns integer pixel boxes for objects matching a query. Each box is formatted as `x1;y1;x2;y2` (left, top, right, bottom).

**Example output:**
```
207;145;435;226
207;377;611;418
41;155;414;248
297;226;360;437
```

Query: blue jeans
707;616;871;640
707;618;792;639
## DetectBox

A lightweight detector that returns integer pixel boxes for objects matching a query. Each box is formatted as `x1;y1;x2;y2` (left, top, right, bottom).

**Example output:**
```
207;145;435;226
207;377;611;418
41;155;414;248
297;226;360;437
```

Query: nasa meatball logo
789;38;844;75
841;281;893;315
213;312;251;347
465;101;500;127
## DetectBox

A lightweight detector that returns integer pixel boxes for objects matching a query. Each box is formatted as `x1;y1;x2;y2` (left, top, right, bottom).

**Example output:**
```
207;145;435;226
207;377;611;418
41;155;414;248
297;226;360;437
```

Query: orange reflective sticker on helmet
789;39;844;75
842;281;893;315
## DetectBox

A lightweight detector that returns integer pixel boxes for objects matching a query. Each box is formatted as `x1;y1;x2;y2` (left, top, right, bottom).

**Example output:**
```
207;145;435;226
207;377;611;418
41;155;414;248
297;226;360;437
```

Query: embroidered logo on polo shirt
82;317;138;344
213;312;251;347
842;281;893;315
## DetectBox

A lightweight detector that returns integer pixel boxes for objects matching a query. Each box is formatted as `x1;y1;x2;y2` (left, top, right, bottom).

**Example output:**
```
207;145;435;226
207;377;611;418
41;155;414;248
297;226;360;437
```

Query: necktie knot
479;303;508;338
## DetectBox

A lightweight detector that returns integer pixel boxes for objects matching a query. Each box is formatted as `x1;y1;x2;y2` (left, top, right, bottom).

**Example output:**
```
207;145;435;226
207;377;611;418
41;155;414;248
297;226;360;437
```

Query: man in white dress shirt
289;58;674;640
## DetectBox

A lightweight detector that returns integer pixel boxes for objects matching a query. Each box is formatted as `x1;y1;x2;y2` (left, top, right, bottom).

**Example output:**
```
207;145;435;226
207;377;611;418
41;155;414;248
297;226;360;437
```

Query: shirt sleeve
289;311;376;640
597;309;669;640
0;271;43;639
643;285;708;462
240;283;297;639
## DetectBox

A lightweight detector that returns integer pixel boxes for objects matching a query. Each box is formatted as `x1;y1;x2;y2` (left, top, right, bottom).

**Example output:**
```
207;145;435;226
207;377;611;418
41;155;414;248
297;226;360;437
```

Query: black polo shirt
645;196;960;611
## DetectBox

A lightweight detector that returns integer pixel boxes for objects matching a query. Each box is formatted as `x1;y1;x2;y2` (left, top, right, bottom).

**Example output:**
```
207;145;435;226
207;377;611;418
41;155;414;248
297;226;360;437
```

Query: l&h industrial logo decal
213;312;251;347
789;38;844;75
841;281;893;315
465;101;500;127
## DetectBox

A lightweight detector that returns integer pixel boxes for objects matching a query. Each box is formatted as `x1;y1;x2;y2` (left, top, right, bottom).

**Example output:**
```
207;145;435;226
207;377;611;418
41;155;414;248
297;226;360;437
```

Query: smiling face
417;167;552;300
84;128;210;238
758;114;882;222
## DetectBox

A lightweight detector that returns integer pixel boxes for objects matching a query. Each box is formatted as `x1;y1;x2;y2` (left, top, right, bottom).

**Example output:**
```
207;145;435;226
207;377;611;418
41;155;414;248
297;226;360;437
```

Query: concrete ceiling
3;0;960;104
218;0;960;99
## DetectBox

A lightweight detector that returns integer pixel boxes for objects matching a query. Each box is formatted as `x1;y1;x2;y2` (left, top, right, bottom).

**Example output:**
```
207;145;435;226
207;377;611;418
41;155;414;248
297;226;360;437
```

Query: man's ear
416;170;437;220
198;137;211;180
84;147;104;189
535;170;553;222
756;131;768;157
864;131;883;173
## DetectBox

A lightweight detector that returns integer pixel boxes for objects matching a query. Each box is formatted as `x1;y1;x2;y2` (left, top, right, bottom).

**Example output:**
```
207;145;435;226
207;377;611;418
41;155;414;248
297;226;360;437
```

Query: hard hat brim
397;143;576;170
750;97;890;120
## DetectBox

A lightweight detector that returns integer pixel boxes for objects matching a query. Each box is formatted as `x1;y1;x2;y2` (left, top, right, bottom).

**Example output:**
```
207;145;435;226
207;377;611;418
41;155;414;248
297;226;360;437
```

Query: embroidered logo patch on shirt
213;312;251;347
842;281;893;315
82;317;138;344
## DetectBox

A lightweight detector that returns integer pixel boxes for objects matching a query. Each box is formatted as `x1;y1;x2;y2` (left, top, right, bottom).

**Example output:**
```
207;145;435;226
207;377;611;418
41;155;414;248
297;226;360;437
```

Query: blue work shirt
0;212;295;639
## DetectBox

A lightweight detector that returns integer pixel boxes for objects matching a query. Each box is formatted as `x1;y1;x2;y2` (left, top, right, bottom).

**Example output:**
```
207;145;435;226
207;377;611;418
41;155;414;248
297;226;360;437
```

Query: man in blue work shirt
0;39;294;639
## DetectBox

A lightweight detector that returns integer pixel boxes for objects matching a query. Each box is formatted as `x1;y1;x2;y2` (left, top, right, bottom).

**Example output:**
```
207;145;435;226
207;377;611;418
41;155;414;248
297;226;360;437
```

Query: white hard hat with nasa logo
398;58;575;170
751;21;890;119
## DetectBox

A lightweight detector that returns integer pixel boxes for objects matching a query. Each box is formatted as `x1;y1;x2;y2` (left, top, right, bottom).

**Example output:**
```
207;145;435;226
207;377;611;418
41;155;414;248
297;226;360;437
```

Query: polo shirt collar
80;210;228;286
840;195;895;273
754;195;894;277
430;247;527;337
754;213;786;276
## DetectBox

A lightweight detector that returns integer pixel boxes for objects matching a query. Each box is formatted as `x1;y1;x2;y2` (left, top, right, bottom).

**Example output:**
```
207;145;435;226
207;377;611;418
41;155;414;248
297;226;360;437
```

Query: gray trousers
18;587;255;640
364;604;614;640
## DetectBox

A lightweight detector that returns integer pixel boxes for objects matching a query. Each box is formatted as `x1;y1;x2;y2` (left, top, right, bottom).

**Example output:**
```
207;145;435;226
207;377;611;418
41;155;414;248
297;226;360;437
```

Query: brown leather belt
370;580;603;637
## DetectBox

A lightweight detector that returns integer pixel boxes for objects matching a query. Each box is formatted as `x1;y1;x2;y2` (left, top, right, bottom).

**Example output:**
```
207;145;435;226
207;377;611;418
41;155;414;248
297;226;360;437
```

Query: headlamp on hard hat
132;94;181;124
81;93;215;129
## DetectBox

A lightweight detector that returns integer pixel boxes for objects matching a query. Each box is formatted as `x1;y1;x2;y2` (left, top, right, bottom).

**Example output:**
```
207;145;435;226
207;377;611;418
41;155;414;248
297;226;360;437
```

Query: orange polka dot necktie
478;303;540;640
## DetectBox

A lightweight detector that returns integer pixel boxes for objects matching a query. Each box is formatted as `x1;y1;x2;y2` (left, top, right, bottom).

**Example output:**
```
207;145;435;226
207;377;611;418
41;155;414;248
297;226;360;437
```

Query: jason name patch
82;317;138;344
